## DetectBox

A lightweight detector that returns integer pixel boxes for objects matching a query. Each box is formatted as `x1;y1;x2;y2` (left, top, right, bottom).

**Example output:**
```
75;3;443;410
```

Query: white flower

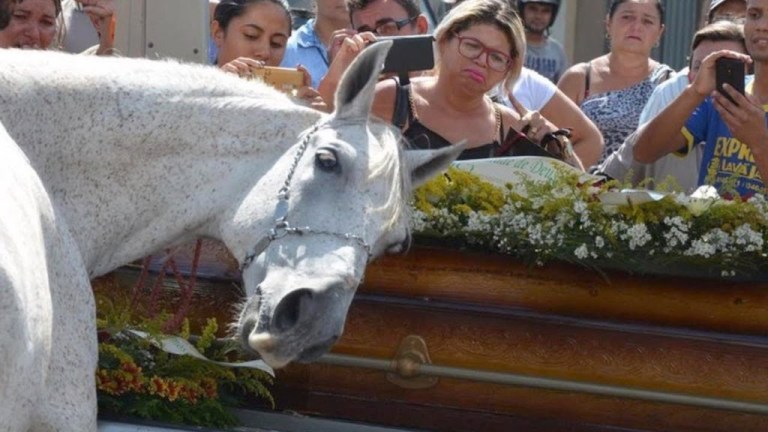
663;216;689;248
609;220;630;236
528;224;544;244
408;166;768;275
555;212;573;229
733;224;764;252
706;229;732;252
747;194;768;214
551;185;572;199
623;223;651;250
530;196;546;210
684;186;719;216
410;210;428;232
574;244;589;259
685;239;716;258
595;236;605;248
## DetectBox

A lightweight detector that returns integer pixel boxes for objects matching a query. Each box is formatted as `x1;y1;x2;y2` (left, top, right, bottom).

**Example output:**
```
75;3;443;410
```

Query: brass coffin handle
386;335;438;389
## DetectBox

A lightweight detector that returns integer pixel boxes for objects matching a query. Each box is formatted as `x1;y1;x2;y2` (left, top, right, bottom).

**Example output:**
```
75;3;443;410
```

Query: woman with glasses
369;0;575;163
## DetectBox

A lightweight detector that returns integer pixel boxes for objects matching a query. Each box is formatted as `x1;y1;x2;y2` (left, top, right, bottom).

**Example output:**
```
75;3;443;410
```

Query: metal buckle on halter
270;219;290;240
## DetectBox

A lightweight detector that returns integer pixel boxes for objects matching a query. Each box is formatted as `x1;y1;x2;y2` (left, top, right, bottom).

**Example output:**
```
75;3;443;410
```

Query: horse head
227;42;462;368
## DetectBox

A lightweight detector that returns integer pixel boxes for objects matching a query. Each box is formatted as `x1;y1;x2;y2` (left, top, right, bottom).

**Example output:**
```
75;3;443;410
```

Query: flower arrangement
94;287;274;429
410;165;768;280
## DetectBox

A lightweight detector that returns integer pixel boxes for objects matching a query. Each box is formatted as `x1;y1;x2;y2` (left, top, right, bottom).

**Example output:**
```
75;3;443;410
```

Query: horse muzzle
240;277;356;368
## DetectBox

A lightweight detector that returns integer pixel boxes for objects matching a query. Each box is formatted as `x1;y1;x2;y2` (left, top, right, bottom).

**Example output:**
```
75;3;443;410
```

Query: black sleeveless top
392;80;504;160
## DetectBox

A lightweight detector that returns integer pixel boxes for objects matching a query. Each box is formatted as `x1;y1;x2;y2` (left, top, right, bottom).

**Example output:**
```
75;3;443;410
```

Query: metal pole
318;353;768;415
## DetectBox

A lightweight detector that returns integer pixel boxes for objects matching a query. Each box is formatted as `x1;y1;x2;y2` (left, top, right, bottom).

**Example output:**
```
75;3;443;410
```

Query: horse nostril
272;288;314;333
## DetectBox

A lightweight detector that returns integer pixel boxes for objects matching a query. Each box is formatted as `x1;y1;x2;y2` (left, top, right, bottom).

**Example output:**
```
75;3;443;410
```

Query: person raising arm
502;68;604;166
212;0;326;108
320;0;595;165
368;0;581;167
632;43;765;196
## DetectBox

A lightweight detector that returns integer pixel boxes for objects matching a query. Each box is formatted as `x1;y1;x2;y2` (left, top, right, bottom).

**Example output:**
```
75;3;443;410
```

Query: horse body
2;52;321;276
0;45;460;430
0;122;95;431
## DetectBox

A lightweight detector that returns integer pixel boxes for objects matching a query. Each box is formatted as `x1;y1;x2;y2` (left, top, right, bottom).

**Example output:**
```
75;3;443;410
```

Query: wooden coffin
103;240;768;432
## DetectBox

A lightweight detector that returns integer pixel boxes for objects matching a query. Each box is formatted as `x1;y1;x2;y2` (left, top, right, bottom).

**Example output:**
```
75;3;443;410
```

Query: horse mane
364;119;412;236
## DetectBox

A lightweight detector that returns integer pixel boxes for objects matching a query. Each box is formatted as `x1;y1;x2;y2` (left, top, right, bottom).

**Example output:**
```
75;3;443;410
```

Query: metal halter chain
239;123;373;272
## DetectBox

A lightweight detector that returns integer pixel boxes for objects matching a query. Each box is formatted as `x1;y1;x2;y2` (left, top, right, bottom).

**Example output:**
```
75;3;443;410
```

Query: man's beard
0;0;11;30
524;21;548;35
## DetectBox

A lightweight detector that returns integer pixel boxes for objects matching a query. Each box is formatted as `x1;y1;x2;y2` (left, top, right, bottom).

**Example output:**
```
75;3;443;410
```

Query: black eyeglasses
356;16;418;36
454;34;514;73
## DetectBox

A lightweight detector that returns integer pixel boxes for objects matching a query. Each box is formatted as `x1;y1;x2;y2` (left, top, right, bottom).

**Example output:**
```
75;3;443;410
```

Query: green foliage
95;292;273;429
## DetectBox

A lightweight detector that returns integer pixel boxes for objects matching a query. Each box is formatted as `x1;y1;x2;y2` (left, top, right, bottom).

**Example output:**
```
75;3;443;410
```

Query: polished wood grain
98;240;768;431
144;239;768;334
336;298;768;402
274;366;768;432
363;247;768;335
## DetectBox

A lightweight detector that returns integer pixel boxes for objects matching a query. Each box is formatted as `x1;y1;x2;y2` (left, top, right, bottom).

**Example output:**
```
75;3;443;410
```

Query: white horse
0;43;461;431
0;121;93;431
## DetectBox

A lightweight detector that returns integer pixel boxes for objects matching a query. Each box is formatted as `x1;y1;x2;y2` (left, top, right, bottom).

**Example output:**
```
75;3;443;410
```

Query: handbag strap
392;77;411;130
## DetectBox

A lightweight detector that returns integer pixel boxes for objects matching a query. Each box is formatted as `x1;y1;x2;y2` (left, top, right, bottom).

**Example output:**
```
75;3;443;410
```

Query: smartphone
374;35;435;74
249;67;304;93
715;57;745;105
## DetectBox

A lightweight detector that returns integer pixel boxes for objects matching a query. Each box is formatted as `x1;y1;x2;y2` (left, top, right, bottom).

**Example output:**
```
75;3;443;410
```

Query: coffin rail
102;239;768;432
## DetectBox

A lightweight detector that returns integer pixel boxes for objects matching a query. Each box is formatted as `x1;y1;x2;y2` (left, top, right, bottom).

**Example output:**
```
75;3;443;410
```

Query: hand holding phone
249;67;305;93
715;57;745;105
374;35;435;74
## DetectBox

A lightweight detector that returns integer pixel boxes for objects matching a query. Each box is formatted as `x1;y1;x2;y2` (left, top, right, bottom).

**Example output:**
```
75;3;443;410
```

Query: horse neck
68;105;321;277
1;55;324;277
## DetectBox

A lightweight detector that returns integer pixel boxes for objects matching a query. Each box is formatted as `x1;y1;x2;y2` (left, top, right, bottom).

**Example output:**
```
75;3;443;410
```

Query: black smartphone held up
715;57;745;105
375;35;435;74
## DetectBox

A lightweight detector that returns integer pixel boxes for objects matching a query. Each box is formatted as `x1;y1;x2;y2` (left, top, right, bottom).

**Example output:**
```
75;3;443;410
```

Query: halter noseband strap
239;123;373;273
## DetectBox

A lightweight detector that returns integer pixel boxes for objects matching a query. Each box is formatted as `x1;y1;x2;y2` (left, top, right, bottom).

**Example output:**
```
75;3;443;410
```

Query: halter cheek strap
239;123;373;272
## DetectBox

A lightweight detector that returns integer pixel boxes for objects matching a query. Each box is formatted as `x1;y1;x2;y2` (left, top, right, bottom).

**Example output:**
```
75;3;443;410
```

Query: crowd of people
1;0;767;197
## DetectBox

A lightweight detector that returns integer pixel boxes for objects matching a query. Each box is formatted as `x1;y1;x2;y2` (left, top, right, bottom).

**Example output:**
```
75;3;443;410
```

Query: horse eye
315;148;338;172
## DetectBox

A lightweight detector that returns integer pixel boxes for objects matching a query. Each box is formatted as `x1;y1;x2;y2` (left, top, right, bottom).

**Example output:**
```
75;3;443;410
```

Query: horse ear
405;144;465;188
333;40;392;119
